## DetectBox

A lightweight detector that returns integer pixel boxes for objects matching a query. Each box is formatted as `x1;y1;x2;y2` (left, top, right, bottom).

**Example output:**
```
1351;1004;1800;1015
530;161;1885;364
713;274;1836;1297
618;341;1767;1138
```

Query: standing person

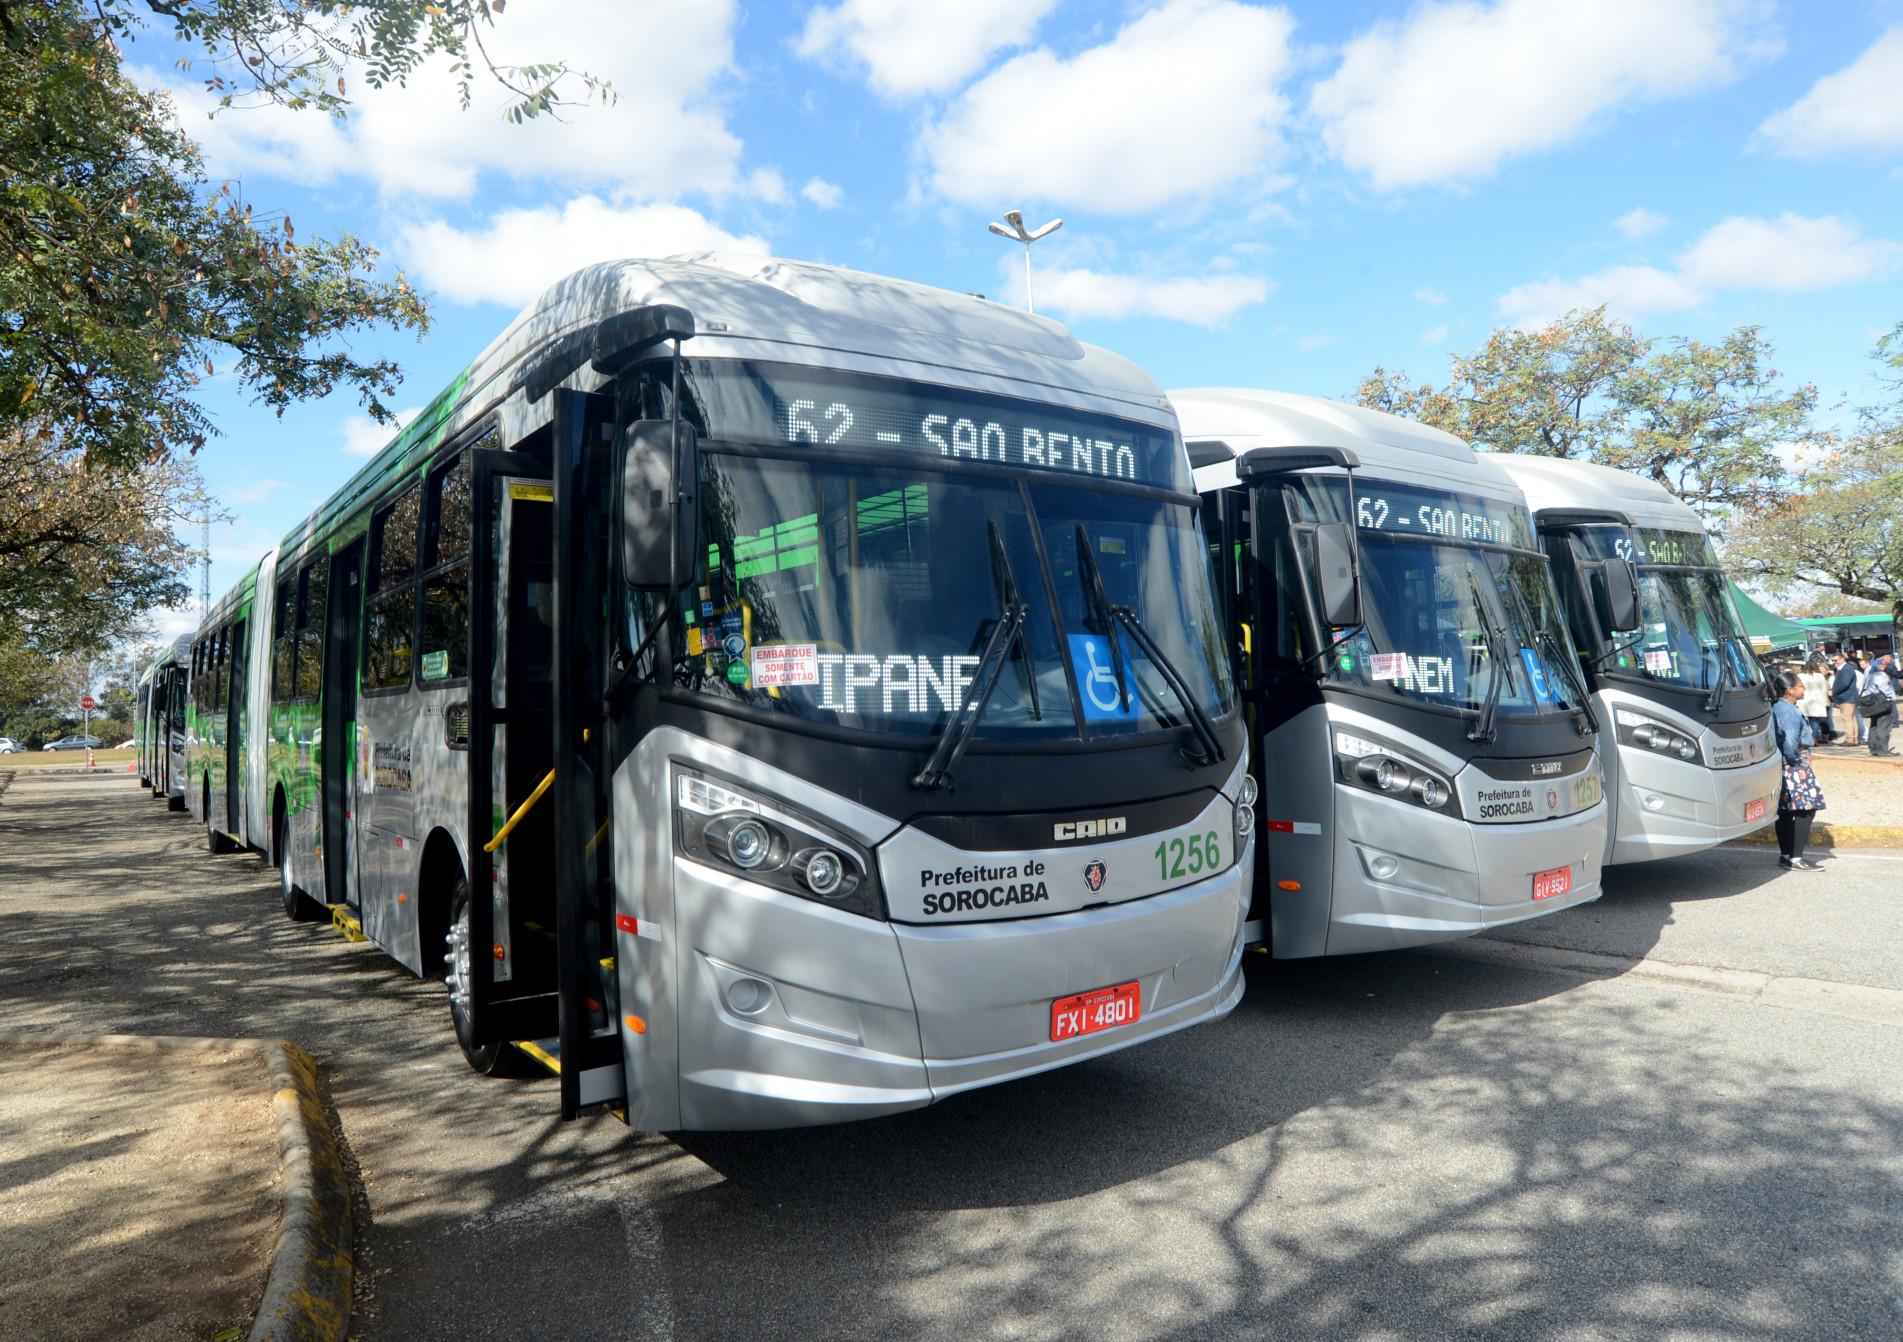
1799;656;1833;743
1772;671;1826;870
1862;653;1899;758
1830;650;1862;748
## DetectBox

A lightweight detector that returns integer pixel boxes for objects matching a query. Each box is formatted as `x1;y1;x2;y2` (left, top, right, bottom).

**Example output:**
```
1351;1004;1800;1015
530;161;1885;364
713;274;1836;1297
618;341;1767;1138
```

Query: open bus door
468;407;626;1120
550;389;626;1119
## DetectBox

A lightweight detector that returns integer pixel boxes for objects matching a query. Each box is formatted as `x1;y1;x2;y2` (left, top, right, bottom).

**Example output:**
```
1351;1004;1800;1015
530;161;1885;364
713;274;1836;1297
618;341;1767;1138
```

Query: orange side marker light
624;1015;647;1034
1277;880;1301;891
493;942;506;961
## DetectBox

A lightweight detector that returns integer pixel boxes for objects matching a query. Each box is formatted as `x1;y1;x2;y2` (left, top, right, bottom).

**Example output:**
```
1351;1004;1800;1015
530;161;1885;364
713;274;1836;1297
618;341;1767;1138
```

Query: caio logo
1082;860;1108;893
1054;816;1127;842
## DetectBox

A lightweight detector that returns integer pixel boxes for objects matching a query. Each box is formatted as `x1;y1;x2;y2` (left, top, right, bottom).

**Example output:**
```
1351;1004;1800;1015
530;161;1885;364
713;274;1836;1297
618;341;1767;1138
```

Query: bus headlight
707;815;773;870
1615;709;1699;762
792;847;855;899
675;768;884;919
1237;774;1258;809
1335;730;1460;817
1234;803;1255;837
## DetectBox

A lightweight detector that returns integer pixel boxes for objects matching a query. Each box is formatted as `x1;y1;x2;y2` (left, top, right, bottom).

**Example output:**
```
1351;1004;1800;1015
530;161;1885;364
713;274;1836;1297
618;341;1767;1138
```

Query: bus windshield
623;365;1233;740
1311;477;1585;718
1565;525;1764;694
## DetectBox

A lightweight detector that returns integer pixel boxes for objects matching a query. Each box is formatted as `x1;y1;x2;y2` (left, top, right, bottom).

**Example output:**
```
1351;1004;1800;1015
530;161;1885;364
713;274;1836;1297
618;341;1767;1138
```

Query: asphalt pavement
3;769;1900;1341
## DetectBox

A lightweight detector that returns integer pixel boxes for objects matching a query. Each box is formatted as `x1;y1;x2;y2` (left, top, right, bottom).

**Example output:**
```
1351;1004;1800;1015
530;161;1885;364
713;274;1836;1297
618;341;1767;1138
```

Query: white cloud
1496;212;1901;325
925;0;1296;214
746;169;788;204
1312;0;1778;189
1298;331;1339;352
1613;207;1670;240
802;177;845;209
1676;213;1901;292
795;0;1059;99
147;0;744;201
340;408;422;459
1419;324;1450;346
1011;264;1271;327
397;196;768;308
1757;24;1903;158
1414;287;1448;305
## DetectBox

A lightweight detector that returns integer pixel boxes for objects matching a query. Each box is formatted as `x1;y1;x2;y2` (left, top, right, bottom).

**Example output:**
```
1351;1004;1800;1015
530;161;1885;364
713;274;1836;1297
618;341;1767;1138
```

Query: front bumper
1609;747;1781;864
1326;785;1607;955
670;845;1250;1130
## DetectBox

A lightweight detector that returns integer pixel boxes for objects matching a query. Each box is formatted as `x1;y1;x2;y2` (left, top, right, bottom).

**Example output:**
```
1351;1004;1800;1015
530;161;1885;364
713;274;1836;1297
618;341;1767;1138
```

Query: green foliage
1727;426;1903;630
1;2;433;467
1350;308;1825;517
87;0;614;123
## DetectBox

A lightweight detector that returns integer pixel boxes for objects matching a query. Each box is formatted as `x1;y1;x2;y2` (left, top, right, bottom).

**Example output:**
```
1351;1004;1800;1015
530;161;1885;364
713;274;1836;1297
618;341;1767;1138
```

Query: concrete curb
0;1033;352;1341
1728;823;1903;849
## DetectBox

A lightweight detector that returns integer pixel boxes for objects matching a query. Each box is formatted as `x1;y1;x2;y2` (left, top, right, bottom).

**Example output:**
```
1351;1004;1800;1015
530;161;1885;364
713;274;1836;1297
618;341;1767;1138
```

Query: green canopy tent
1794;613;1896;656
1726;582;1814;654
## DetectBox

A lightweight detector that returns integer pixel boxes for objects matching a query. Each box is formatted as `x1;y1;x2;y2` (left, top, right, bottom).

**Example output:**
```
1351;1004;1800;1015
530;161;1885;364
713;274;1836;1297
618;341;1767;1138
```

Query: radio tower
200;514;211;617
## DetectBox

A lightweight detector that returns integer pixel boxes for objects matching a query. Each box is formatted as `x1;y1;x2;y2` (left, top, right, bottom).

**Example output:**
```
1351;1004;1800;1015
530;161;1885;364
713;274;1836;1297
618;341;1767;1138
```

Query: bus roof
1489;455;1703;534
266;253;1173;566
1170;388;1524;498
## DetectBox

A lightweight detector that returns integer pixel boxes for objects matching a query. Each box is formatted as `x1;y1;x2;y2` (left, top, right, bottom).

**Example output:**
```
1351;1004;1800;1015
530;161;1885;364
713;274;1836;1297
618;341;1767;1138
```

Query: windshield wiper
1697;586;1737;713
1465;569;1507;744
1072;524;1223;766
1073;524;1129;712
1109;605;1226;767
1533;627;1599;736
913;521;1035;791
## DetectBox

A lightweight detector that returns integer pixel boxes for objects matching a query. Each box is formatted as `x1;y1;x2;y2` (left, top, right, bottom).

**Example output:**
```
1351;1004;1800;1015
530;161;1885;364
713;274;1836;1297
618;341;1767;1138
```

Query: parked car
0;737;21;754
42;734;102;752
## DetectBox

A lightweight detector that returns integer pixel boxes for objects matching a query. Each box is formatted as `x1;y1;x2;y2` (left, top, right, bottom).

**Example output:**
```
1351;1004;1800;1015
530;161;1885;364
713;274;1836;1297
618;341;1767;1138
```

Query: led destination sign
1354;480;1537;551
673;360;1189;489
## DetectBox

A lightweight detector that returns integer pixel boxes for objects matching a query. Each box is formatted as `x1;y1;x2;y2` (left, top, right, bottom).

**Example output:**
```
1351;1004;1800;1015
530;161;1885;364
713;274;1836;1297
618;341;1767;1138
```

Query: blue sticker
722;632;747;658
1520;647;1554;702
720;611;743;635
1069;635;1140;721
701;601;714;618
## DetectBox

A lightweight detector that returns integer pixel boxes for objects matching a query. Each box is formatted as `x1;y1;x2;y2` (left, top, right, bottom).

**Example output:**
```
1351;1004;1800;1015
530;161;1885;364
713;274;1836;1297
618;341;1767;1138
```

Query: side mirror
621;420;698;589
1596;558;1640;632
1311;521;1360;627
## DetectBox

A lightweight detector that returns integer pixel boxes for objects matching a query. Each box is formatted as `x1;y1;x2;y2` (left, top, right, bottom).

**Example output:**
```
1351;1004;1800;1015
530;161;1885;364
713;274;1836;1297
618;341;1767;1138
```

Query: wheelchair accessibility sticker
1069;635;1139;722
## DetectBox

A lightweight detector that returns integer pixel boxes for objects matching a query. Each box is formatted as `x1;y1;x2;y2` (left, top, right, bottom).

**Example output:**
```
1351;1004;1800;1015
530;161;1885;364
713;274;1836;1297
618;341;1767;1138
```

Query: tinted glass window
371;488;421;593
295;557;329;700
364;590;413;690
428;453;472;568
272;578;295;703
420;575;469;682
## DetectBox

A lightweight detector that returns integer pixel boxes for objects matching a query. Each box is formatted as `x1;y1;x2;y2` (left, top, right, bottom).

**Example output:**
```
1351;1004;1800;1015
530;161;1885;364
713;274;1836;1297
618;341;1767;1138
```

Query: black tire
279;823;323;922
166;793;186;812
446;878;522;1077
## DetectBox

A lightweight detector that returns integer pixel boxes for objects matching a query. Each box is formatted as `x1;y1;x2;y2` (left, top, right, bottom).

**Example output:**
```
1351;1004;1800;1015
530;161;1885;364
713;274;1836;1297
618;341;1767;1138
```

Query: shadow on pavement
6;775;1901;1340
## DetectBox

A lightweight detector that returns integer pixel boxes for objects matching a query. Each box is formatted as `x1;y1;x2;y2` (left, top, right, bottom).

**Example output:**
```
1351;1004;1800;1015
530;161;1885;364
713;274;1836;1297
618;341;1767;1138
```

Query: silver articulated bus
135;633;193;809
1177;389;1607;957
187;254;1254;1129
1492;457;1779;862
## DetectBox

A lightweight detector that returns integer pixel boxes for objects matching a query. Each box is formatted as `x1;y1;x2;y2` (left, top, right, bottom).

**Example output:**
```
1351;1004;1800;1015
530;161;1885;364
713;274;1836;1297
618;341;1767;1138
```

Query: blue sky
131;0;1903;635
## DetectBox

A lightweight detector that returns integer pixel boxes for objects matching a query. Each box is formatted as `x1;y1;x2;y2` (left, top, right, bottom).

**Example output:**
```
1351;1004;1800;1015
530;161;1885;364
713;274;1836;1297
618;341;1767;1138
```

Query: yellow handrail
485;769;554;853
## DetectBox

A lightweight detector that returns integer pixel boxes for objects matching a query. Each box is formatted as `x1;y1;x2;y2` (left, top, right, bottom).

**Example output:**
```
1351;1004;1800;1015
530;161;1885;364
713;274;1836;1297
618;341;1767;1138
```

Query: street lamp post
988;210;1062;314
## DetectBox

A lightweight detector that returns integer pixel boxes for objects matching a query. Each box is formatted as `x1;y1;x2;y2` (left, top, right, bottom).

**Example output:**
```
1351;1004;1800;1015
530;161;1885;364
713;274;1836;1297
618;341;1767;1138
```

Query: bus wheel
279;840;322;922
446;878;521;1077
167;794;186;812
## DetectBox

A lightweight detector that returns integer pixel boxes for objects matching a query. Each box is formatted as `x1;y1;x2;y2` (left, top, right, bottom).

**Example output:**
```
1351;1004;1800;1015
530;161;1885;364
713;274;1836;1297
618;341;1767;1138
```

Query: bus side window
295;556;329;699
272;578;295;703
418;453;471;684
364;487;421;690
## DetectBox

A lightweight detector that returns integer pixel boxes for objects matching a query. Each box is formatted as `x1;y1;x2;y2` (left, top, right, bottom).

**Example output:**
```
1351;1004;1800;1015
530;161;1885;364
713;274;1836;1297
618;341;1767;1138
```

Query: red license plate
1533;866;1572;901
1745;797;1767;823
1051;981;1143;1041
